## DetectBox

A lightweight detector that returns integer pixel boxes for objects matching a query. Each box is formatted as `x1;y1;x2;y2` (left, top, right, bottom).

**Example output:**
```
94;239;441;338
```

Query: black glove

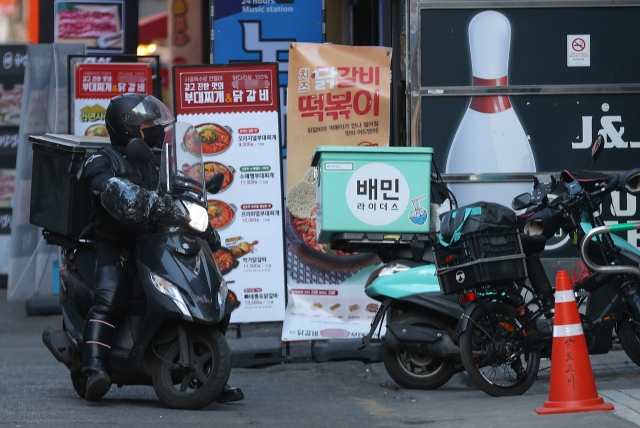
201;223;221;252
99;177;188;225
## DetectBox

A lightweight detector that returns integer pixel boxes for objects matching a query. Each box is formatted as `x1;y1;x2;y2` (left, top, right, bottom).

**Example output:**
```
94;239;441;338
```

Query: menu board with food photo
0;45;27;129
54;1;125;53
174;63;286;324
71;62;154;136
282;42;391;340
281;265;385;342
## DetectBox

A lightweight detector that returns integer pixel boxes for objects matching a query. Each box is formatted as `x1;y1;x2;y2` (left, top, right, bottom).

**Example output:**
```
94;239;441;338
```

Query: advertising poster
169;0;202;67
0;45;25;277
173;63;286;323
212;0;324;150
39;1;138;54
0;0;17;15
71;62;154;136
0;207;10;275
0;45;27;166
282;43;392;341
417;6;640;254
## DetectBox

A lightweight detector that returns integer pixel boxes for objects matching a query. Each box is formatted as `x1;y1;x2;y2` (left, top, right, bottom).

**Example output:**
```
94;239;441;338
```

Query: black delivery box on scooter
29;134;110;241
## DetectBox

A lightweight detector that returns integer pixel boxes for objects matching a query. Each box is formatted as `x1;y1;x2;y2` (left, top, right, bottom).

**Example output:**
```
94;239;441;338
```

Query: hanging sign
173;63;286;323
71;62;154;136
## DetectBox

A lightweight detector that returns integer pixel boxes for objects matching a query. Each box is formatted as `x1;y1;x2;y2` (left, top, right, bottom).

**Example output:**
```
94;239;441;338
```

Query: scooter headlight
365;263;411;288
379;263;412;277
182;200;209;233
150;272;192;320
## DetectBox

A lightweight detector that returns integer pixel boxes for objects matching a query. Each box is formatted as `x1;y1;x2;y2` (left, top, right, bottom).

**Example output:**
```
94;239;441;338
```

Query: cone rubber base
535;396;614;415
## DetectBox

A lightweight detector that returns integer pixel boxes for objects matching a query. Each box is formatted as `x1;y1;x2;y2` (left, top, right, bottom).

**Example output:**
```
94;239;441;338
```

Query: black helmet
105;94;174;147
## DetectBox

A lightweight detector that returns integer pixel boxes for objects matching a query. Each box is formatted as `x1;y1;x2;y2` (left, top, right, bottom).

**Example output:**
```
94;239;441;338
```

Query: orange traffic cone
535;270;614;414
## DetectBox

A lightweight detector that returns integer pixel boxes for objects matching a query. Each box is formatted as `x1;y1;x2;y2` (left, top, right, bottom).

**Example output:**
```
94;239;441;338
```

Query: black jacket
82;145;160;245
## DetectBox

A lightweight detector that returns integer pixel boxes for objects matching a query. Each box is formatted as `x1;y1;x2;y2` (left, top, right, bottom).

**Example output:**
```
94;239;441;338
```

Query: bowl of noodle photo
196;123;233;155
85;124;109;137
207;199;235;230
204;162;234;192
285;168;378;272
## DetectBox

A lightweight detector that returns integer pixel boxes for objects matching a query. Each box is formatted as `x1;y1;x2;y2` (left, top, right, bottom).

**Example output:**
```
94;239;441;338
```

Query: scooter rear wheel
152;328;231;409
459;302;540;397
383;342;455;390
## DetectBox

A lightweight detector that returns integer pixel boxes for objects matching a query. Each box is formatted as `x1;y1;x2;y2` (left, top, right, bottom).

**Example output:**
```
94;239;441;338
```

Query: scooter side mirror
126;138;153;163
206;173;224;194
590;134;604;170
512;193;532;210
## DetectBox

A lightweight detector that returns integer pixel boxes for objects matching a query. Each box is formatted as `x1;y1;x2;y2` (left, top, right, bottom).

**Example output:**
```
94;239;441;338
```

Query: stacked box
311;146;434;247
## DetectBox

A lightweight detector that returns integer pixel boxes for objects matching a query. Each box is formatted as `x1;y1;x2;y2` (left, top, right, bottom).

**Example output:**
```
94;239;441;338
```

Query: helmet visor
122;95;174;127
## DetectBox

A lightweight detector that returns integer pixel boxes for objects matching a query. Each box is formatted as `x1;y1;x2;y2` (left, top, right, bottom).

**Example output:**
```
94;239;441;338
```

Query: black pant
82;241;137;374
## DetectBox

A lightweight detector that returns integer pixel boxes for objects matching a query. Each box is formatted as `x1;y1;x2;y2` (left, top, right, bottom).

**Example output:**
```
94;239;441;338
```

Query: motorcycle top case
29;134;110;239
438;201;516;247
311;146;434;245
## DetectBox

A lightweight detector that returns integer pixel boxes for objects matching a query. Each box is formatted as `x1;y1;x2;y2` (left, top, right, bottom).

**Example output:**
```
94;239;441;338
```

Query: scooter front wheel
459;302;540;397
152;328;231;409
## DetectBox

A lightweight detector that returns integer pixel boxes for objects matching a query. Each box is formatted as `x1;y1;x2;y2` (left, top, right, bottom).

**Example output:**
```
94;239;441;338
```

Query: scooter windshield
159;122;206;202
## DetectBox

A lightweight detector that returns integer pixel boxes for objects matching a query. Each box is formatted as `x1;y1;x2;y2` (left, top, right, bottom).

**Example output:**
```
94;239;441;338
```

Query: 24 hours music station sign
71;62;154;136
173;63;286;323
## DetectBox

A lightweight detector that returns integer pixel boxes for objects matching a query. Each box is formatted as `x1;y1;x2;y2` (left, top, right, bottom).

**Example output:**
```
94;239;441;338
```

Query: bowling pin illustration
446;11;536;209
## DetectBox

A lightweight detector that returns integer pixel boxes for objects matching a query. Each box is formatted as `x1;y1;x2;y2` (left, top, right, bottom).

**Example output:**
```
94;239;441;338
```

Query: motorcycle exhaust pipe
384;322;461;360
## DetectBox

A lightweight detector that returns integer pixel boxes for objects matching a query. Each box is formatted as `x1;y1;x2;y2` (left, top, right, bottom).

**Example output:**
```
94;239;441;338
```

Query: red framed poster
173;63;286;324
175;66;279;116
71;62;153;136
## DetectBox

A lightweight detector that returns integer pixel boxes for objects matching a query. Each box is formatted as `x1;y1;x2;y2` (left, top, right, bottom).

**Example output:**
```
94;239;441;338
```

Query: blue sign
212;0;323;150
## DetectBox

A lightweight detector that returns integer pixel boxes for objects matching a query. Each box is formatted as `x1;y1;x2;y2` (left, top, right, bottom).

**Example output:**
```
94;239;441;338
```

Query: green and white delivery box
311;146;434;248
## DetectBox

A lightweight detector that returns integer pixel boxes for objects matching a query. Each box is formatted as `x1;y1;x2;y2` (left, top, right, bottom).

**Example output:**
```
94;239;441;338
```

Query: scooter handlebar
580;222;640;277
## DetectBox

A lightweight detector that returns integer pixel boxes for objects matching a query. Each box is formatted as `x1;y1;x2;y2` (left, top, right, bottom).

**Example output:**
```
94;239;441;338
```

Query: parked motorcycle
37;123;233;409
451;136;640;396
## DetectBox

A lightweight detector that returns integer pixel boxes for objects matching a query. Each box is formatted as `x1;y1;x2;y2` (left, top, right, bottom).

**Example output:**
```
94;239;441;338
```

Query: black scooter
37;123;233;409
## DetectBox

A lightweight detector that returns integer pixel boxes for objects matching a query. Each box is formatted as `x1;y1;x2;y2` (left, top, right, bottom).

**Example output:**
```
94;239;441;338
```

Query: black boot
215;384;244;403
82;311;116;402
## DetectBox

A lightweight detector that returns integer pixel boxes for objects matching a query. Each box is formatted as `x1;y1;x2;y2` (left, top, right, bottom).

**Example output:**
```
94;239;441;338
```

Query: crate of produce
310;146;434;246
432;229;527;295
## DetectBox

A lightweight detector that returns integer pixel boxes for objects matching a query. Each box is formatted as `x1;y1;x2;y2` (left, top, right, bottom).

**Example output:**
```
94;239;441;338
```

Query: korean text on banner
282;42;391;341
173;63;286;323
72;62;154;136
287;42;391;189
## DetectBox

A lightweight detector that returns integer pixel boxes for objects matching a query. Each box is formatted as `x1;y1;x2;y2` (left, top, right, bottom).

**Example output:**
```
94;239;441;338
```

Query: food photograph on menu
54;1;124;52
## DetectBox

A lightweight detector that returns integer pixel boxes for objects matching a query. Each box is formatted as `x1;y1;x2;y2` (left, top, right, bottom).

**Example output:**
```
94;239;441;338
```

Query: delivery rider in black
81;94;243;404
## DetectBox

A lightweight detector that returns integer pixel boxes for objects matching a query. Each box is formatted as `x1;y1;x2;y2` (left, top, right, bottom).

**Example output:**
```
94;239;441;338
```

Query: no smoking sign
567;34;590;67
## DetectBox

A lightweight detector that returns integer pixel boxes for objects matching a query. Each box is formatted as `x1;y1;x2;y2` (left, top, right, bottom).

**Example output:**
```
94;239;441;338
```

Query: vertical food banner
173;63;286;323
282;42;391;341
71;62;154;136
0;45;26;278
